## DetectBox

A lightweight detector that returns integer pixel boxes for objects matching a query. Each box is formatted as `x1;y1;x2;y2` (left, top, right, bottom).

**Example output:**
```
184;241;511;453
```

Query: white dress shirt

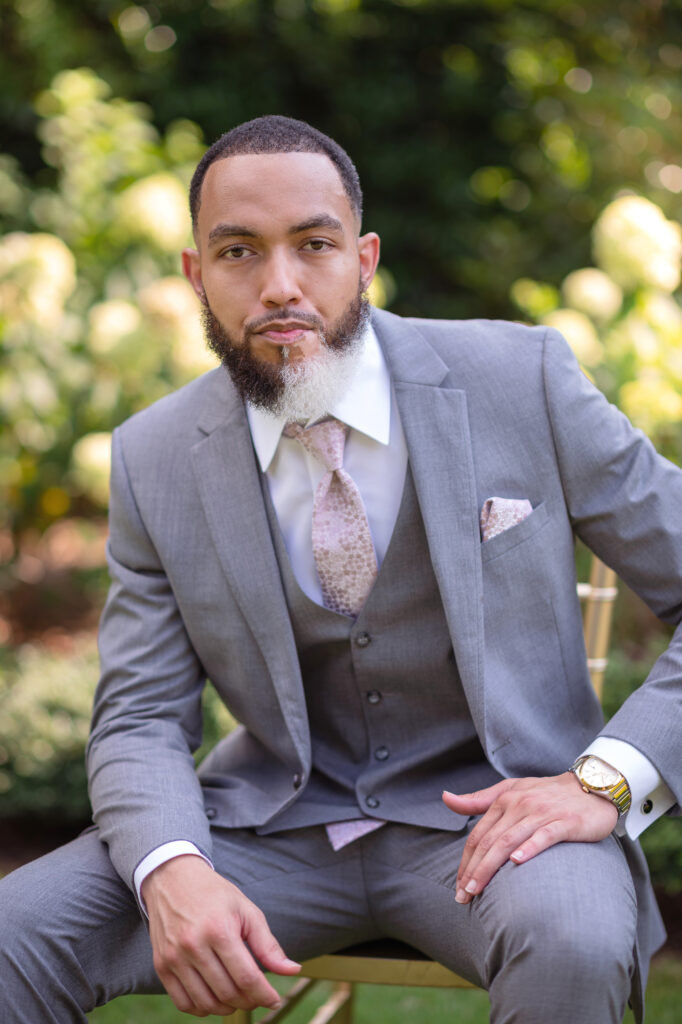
134;324;672;905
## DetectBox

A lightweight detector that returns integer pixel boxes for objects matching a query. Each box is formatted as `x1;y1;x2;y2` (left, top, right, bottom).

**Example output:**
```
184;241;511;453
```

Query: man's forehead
198;151;353;232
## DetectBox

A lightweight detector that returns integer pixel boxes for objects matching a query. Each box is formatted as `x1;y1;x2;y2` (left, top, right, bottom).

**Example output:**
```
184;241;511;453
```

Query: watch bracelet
569;756;632;816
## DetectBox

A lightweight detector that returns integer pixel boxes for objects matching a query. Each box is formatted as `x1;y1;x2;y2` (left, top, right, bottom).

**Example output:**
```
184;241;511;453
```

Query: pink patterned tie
284;418;378;616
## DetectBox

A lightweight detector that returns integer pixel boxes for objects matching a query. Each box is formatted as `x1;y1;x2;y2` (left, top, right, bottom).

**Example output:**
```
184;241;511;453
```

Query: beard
202;284;370;422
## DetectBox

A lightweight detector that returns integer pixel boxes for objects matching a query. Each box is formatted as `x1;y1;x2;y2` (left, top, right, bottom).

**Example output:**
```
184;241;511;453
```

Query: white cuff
581;736;676;839
134;841;213;915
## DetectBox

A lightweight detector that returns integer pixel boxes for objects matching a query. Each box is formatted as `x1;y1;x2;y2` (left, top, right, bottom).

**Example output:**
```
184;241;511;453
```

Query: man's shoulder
117;366;236;445
403;313;548;357
373;307;556;381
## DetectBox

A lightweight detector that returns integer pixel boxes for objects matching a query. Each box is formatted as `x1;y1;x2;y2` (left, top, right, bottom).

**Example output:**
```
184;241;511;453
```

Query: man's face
182;151;380;411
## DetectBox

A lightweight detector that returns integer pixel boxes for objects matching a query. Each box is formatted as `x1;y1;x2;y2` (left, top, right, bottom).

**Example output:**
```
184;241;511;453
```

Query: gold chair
227;554;618;1024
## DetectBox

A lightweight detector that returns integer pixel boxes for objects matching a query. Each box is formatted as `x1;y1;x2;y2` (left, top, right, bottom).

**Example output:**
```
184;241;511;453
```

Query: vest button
293;773;303;789
365;795;380;809
205;807;217;820
355;632;371;648
374;746;389;761
366;690;382;705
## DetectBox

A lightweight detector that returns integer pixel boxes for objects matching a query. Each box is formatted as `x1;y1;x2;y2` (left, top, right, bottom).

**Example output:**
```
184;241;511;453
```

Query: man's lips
255;322;317;344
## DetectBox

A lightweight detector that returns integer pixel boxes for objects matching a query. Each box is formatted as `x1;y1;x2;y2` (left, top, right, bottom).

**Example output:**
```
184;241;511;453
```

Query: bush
0;636;235;822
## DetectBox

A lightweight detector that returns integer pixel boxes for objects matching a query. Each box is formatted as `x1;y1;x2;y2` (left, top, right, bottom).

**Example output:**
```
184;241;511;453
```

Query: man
0;115;679;1023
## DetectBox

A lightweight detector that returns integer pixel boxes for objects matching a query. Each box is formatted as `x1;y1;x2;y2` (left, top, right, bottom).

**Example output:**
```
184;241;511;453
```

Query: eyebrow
207;214;345;247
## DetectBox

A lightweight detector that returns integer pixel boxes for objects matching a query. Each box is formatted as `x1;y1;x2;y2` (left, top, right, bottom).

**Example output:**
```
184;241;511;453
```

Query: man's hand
142;855;301;1017
443;772;618;905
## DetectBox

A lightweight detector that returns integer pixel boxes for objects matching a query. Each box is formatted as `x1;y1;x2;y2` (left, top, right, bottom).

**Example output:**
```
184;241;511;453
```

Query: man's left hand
443;772;618;904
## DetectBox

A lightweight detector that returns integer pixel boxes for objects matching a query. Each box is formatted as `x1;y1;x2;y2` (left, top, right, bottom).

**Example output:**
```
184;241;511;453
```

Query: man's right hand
142;854;301;1017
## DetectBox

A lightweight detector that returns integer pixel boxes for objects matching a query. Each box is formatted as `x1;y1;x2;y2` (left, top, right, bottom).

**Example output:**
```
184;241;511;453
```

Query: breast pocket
480;501;549;564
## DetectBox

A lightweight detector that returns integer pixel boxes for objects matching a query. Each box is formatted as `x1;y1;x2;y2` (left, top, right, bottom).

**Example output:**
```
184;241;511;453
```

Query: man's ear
182;248;207;305
357;232;381;293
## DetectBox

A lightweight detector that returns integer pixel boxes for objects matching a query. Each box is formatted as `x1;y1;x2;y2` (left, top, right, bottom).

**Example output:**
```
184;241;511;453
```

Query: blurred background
1;0;681;996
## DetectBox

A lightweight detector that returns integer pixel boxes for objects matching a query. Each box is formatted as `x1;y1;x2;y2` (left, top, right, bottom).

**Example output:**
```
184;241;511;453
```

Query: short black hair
189;115;363;231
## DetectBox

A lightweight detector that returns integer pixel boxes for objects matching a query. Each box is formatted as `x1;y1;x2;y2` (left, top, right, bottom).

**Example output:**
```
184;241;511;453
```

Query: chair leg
308;982;354;1024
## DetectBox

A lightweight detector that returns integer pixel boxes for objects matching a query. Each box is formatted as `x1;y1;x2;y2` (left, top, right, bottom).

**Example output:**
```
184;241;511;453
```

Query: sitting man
0;115;679;1024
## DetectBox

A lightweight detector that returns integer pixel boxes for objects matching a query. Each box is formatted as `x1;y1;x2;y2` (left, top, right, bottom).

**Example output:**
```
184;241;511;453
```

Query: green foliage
0;635;234;820
0;70;217;536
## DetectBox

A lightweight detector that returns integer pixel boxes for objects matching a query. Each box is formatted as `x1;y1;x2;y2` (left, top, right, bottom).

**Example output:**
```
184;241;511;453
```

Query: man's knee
479;839;637;986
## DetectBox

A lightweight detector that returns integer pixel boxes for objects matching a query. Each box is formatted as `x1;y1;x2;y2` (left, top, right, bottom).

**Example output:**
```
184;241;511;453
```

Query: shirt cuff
134;841;214;915
581;736;676;839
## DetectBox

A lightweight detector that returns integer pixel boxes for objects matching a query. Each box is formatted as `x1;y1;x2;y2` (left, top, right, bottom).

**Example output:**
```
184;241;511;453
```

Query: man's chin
202;291;369;415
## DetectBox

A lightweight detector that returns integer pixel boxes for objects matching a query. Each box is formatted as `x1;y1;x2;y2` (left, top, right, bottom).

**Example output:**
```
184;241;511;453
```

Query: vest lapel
373;310;486;737
190;374;310;769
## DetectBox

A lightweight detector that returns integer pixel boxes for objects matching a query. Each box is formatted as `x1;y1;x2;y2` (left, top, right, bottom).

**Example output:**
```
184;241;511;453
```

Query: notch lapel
190;372;310;768
373;311;486;734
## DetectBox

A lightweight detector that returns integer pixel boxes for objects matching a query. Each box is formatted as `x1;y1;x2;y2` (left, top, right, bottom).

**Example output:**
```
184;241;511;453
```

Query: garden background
1;0;681;1020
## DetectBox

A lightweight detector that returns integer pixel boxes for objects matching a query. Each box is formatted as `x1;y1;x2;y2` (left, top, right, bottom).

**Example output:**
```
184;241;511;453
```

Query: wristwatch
569;755;631;816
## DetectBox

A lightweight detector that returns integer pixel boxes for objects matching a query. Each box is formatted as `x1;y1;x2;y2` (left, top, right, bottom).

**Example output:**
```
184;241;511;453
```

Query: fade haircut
189;115;363;232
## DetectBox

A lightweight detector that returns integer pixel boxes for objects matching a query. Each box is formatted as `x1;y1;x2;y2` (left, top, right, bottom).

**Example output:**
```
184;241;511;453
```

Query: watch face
580;757;621;790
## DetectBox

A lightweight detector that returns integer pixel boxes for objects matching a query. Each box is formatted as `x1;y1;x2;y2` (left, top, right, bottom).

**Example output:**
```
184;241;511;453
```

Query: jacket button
293;773;303;789
366;795;380;809
355;632;371;648
205;807;217;820
374;746;389;761
366;690;382;705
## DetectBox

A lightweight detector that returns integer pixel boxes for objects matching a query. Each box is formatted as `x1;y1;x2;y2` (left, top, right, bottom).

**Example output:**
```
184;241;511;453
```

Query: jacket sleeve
542;327;682;809
86;426;213;892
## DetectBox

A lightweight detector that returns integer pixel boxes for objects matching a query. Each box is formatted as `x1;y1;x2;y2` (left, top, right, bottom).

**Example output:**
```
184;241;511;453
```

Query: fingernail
283;958;301;968
465;880;478;895
510;848;525;863
455;888;468;903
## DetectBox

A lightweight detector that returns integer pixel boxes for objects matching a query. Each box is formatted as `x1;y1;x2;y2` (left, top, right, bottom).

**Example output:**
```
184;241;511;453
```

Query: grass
87;954;682;1023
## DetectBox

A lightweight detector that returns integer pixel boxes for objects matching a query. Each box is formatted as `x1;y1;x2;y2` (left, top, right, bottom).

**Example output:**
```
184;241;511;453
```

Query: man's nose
259;252;303;307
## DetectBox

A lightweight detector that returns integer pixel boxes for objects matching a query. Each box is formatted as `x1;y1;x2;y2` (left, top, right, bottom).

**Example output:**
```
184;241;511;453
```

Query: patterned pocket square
480;496;533;542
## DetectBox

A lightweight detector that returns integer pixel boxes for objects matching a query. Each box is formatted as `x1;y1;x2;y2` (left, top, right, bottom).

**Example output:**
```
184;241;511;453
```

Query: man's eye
302;239;331;252
223;246;249;259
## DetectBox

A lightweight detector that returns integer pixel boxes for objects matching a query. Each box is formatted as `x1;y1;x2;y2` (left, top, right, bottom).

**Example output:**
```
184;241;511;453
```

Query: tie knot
284;417;348;473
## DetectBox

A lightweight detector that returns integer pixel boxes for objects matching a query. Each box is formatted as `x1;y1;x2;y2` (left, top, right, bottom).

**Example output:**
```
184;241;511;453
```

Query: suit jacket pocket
480;501;549;563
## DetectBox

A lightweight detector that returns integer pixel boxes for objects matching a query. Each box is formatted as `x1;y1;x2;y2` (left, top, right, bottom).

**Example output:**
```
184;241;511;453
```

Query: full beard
202;285;370;422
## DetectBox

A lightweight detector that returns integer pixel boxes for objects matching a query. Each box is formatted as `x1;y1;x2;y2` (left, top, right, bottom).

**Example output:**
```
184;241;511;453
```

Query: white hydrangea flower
542;308;603;366
561;268;622;322
118;173;191;252
70;432;112;508
138;276;215;375
88;299;142;354
593;196;682;293
0;232;76;326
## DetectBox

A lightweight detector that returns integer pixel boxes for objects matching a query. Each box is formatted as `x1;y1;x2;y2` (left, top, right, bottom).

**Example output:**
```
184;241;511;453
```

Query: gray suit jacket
87;309;681;972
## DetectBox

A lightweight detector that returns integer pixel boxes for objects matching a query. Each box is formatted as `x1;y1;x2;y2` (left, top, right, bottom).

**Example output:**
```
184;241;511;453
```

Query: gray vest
258;467;502;835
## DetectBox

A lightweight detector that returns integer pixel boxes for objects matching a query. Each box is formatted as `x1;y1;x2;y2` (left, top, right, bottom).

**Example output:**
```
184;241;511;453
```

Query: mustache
245;309;325;335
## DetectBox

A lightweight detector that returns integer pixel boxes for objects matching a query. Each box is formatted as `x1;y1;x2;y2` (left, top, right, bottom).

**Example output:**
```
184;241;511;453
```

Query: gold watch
570;755;631;816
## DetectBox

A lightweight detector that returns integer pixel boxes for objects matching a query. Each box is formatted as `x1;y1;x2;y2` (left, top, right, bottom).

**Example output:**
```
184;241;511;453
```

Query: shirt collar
247;324;391;472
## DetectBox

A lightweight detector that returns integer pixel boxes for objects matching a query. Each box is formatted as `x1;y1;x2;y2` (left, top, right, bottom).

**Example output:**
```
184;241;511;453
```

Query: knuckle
477;833;495;854
162;947;182;970
233;966;260;991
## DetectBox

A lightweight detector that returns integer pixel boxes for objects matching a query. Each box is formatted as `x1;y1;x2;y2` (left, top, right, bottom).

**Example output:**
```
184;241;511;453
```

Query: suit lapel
373;310;486;731
190;370;310;767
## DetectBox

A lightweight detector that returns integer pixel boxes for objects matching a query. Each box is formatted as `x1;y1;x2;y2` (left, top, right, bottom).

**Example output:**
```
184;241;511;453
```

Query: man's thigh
0;828;162;1016
361;823;638;1017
